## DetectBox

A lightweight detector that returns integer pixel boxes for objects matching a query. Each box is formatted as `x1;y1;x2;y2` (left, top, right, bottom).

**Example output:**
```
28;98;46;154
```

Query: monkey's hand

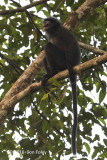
41;74;51;86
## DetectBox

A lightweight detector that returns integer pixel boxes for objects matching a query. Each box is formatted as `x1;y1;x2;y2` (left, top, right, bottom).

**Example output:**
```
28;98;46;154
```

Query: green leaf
4;0;8;4
103;139;107;146
78;95;87;107
92;150;98;159
102;109;107;118
99;89;106;103
36;4;44;12
42;10;50;17
99;81;106;103
42;121;48;133
49;78;61;87
41;93;49;100
84;142;91;153
96;82;100;92
98;118;106;126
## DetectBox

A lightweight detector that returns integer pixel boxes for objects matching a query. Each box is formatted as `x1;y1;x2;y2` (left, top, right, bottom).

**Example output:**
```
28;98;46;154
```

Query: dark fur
42;17;81;154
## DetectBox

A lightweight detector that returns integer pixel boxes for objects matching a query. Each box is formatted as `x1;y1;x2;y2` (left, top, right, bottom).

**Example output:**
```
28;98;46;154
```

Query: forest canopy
0;0;107;160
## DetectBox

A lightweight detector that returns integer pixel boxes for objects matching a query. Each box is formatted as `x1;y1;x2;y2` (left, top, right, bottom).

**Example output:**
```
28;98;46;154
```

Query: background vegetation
0;0;107;159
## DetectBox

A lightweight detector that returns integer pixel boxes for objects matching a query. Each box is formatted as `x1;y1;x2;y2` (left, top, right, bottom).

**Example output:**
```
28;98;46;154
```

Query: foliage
0;0;107;160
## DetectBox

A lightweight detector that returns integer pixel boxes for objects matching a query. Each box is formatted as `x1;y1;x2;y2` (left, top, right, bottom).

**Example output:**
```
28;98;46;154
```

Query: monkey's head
43;17;61;33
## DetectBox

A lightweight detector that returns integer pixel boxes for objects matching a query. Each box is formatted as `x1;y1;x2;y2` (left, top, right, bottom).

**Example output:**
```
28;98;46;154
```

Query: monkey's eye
43;21;50;27
43;23;48;27
43;21;51;31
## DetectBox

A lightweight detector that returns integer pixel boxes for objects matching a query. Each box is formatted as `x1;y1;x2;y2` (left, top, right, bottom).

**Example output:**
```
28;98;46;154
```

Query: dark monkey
42;17;81;154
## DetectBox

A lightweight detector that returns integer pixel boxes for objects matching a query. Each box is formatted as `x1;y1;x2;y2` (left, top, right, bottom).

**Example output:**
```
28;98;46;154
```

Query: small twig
10;0;45;38
0;0;48;16
0;52;23;75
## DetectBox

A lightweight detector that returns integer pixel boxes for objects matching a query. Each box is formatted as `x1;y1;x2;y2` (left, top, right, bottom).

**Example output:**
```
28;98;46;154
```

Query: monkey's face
43;18;61;33
43;20;51;31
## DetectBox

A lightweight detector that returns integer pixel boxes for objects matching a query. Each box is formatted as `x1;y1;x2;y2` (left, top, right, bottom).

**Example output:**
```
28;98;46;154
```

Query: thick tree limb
0;0;48;15
2;50;45;100
64;0;107;30
0;53;107;127
1;43;106;103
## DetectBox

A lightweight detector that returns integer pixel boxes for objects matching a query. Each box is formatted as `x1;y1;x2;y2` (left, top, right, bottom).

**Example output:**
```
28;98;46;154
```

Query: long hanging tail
69;73;78;155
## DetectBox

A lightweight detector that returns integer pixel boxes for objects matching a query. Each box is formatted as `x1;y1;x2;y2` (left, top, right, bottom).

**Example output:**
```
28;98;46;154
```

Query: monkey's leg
42;42;62;85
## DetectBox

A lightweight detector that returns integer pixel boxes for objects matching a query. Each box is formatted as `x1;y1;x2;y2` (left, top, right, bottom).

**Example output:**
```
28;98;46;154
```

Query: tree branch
0;53;107;128
0;0;48;15
64;0;107;30
0;52;23;74
78;42;106;55
2;50;45;101
10;0;44;37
